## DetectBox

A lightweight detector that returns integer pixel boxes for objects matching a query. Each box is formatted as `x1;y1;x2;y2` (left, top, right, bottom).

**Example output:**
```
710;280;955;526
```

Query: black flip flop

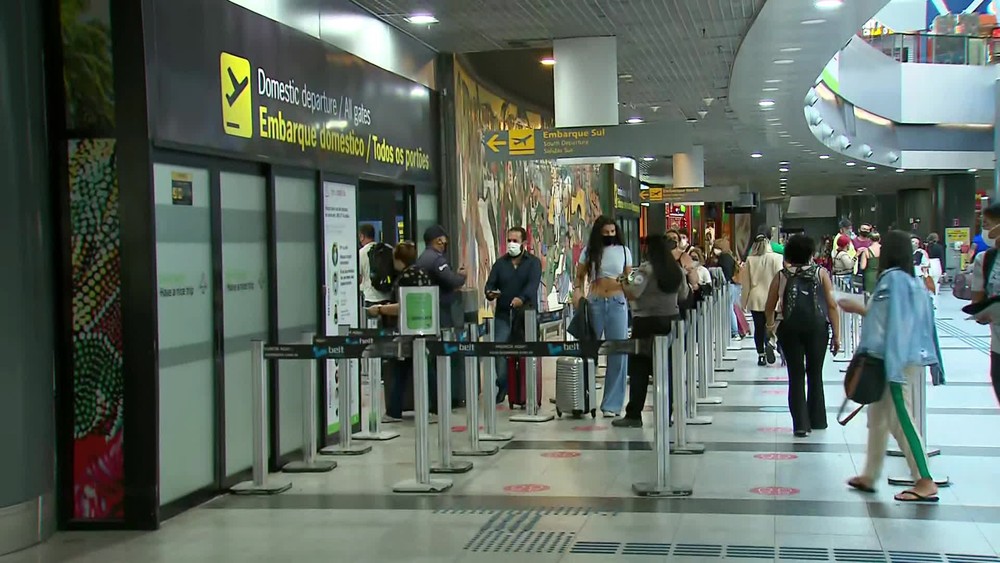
847;478;876;494
895;490;939;503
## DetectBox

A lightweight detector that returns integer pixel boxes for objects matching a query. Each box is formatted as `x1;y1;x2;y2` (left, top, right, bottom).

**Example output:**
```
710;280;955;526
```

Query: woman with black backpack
764;235;841;437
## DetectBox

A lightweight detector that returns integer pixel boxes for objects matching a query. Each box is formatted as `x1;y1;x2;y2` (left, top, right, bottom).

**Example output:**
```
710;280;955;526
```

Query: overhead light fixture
751;152;764;158
540;57;556;66
815;0;844;8
856;188;865;192
801;18;826;25
643;156;655;162
779;134;791;138
774;59;795;65
817;123;835;138
859;144;874;158
896;168;905;173
626;117;644;124
969;168;979;172
686;117;699;123
703;97;715;106
765;79;782;84
404;14;438;24
618;73;633;80
836;135;852;150
805;89;820;106
867;166;876;170
697;110;709;119
805;106;823;126
819;155;831;160
759;99;776;108
763;87;780;92
780;47;803;53
846;162;857;167
888;151;900;163
779;161;789;165
779;167;789;172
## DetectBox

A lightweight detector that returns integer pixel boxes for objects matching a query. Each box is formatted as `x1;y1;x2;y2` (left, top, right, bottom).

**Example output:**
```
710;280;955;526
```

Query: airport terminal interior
5;0;1000;561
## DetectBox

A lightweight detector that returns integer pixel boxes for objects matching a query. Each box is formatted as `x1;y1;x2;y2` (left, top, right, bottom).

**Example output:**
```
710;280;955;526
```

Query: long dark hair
584;215;622;277
646;234;684;292
878;230;915;277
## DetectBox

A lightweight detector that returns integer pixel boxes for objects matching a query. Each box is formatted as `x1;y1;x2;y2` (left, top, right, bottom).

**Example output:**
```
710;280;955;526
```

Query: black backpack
781;266;826;327
368;243;395;293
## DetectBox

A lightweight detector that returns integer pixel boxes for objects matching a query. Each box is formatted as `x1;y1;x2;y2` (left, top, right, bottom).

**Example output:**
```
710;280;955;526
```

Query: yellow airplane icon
509;128;535;155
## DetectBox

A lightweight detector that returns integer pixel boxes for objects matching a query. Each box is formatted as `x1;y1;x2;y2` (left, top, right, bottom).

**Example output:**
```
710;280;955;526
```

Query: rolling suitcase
555;357;597;419
508;356;542;409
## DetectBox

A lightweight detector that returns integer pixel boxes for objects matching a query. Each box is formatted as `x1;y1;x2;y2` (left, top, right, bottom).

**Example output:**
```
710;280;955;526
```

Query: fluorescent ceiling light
540;57;556;66
686;118;699;123
763;87;779;92
774;59;795;65
815;0;844;8
857;188;865;192
896;168;905;173
846;162;856;167
867;166;876;170
779;161;789;165
626;117;644;124
969;168;979;172
405;14;438;24
780;47;802;52
643;157;655;161
759;99;776;107
801;19;826;25
765;79;782;83
819;154;830;160
779;167;789;172
750;152;763;158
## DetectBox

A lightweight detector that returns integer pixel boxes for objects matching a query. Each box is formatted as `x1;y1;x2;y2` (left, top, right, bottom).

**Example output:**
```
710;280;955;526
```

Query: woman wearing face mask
743;231;785;366
712;239;742;340
970;203;1000;405
575;216;633;417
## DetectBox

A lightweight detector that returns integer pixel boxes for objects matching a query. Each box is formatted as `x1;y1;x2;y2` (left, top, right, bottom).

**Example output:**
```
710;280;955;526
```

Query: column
993;78;1000;201
0;0;56;554
933;173;977;235
897;188;933;236
553;37;618;165
876;195;897;233
673;146;705;188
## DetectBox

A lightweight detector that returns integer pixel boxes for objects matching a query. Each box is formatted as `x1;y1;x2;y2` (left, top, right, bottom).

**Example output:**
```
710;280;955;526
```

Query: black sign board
262;344;317;360
148;0;437;184
425;341;605;358
613;171;641;218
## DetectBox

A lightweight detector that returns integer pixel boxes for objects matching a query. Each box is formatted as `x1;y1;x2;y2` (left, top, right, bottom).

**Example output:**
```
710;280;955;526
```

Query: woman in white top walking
742;229;784;366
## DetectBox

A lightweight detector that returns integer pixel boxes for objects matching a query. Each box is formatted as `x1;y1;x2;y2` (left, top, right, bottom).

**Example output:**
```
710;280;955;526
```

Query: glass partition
154;164;215;503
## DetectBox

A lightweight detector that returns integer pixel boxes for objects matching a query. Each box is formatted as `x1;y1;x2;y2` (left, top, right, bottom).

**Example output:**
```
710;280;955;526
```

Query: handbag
567;297;595;340
837;352;887;425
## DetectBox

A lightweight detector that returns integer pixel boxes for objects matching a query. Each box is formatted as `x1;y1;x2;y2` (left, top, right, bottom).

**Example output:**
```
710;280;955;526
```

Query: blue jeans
493;314;512;393
730;283;742;336
588;294;630;413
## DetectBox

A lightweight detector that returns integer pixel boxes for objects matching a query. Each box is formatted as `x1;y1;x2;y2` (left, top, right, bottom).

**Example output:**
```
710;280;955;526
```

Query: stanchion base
231;478;293;495
832;357;851;363
480;432;514;442
670;443;706;455
320;444;373;456
888;448;940;458
453;446;500;457
392;478;453;493
888;475;951;488
510;414;555;423
632;482;693;497
430;461;474;474
713;368;735;374
353;430;400;442
685;416;713;425
282;460;337;473
708;381;729;388
696;397;723;405
723;356;738;362
727;345;742;352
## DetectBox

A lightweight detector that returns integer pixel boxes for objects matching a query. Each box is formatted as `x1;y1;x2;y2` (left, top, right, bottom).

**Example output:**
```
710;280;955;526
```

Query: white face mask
982;231;997;249
507;242;523;257
679;238;689;249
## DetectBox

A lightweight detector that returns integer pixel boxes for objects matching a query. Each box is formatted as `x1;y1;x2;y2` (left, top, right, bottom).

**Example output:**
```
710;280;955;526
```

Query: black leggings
751;311;768;355
624;316;674;420
777;324;829;432
991;353;1000;406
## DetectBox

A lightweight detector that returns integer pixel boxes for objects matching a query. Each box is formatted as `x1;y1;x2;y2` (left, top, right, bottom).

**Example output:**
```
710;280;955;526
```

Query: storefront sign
322;181;360;434
482;122;692;162
149;0;436;184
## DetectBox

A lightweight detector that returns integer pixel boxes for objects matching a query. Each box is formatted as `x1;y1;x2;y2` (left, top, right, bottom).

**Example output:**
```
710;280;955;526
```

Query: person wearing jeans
712;239;741;338
575;216;632;417
743;231;784;366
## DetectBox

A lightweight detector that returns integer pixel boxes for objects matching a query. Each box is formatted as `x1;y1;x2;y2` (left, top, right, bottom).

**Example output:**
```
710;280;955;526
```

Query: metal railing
860;31;1000;65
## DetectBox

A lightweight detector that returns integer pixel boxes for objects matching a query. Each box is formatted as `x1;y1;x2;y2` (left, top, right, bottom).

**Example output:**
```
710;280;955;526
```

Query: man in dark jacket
415;225;467;410
484;227;542;402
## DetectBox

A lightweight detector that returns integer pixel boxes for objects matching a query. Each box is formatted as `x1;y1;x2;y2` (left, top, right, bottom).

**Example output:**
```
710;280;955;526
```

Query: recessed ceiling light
846;162;856;167
815;0;844;9
779;167;789;172
643;157;655;161
626;117;644;124
819;155;830;159
856;188;865;192
404;14;438;24
774;59;795;65
779;161;789;165
759;99;776;107
763;87;780;92
765;79;782;84
751;152;763;158
779;134;791;138
969;168;979;172
618;73;633;80
801;19;826;25
867;166;876;170
540;57;556;66
766;117;781;122
896;168;905;173
780;47;803;53
686;117;699;123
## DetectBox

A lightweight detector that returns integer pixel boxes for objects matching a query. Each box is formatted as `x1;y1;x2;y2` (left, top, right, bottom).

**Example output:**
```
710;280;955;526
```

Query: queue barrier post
709;282;733;381
721;283;739;359
320;325;373;456
685;308;713;425
430;328;474;474
833;276;852;364
454;321;499;457
671;318;705;455
393;337;453;492
480;318;513;442
353;319;399;442
282;332;338;473
510;308;554;423
887;368;950;487
633;334;694;497
697;294;723;405
232;340;293;494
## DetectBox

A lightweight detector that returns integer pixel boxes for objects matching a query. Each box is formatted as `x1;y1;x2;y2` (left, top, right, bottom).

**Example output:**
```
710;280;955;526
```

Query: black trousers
624;315;674;420
751;311;768;354
776;323;829;432
991;353;1000;406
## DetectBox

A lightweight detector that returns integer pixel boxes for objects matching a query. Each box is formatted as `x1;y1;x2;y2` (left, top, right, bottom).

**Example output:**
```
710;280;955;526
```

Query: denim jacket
857;269;945;385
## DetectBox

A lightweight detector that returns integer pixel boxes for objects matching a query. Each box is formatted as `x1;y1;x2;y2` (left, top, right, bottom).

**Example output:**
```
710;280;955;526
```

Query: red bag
508;357;543;409
735;304;751;337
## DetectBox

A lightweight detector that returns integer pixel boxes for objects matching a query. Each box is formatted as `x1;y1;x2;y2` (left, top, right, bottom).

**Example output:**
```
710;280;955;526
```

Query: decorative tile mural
68;138;124;519
454;61;608;311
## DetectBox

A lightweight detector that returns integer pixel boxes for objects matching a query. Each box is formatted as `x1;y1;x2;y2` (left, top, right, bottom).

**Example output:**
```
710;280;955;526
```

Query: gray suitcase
555;356;597;419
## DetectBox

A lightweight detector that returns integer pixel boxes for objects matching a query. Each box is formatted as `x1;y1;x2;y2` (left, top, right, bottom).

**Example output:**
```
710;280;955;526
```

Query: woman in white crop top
574;216;632;417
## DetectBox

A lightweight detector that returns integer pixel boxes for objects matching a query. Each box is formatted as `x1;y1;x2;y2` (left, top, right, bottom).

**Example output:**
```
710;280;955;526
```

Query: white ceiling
351;0;946;196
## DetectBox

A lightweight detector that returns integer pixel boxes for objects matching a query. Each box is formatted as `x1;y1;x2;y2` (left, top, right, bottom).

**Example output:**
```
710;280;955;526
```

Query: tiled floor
6;294;1000;562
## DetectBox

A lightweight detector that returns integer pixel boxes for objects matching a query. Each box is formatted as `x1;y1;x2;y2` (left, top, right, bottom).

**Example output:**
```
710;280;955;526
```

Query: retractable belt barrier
832;275;861;364
709;268;733;382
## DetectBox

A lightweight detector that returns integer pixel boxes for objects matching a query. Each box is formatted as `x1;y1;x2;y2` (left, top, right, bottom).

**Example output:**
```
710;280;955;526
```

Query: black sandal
895;489;939;503
847;477;876;493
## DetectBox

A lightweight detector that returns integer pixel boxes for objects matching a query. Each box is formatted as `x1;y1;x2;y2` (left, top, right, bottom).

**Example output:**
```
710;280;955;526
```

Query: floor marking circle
754;453;799;461
503;484;551;493
757;426;793;434
542;451;581;459
572;425;608;432
451;425;484;432
750;486;799;496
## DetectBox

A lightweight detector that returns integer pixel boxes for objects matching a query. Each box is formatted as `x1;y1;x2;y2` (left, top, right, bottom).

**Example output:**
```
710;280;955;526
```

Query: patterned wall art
68;138;124;520
454;60;608;312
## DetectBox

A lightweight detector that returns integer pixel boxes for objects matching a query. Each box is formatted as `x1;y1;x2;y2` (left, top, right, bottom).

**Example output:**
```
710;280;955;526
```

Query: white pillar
615;157;638;179
672;145;704;188
553;37;619;166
